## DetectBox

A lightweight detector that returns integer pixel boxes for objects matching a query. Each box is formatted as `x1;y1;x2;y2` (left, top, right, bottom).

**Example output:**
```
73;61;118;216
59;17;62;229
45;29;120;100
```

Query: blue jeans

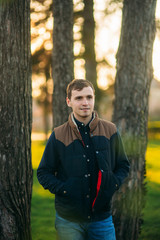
55;213;116;240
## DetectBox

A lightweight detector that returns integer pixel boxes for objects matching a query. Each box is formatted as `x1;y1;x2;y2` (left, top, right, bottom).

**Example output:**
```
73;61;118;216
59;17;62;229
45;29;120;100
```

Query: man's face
66;86;95;124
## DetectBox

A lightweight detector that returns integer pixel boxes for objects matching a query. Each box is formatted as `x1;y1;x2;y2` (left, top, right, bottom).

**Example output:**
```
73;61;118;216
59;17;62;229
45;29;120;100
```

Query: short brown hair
66;79;95;99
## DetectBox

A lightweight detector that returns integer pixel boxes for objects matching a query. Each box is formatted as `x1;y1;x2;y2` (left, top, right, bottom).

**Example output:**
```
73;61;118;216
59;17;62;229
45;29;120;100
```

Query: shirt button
86;145;89;148
88;174;91;177
87;159;90;162
96;151;99;154
86;195;90;198
83;154;86;158
85;174;88;178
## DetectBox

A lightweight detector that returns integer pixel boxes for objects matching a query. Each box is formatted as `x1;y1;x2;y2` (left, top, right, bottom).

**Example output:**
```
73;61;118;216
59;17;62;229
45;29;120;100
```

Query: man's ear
66;97;71;107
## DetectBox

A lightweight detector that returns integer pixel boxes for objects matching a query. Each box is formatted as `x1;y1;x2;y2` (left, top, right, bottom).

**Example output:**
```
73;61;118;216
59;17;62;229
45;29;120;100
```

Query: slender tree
0;0;32;239
81;0;102;111
112;0;157;239
82;1;97;96
52;0;74;127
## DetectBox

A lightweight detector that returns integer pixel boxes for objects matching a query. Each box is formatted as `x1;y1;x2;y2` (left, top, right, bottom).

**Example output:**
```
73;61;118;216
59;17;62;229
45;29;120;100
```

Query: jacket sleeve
110;130;130;187
37;131;65;195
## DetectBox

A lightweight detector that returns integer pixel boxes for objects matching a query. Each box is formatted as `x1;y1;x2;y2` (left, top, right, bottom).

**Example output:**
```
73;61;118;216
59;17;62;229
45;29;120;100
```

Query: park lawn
31;140;57;240
31;139;160;240
31;170;56;240
138;139;160;240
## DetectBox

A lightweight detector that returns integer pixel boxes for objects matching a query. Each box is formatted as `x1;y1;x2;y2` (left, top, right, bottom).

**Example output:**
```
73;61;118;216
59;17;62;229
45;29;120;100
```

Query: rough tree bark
112;0;157;240
0;0;32;239
52;0;74;127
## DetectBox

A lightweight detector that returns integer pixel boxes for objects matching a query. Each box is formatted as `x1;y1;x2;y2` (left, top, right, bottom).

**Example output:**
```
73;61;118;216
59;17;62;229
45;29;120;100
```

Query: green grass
138;139;160;240
31;138;160;240
31;140;57;240
31;140;46;169
139;182;160;240
31;171;57;240
148;121;160;128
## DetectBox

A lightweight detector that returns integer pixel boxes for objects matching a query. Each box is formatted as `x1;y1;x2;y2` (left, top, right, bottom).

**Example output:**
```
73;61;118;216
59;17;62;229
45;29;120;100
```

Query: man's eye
87;96;93;99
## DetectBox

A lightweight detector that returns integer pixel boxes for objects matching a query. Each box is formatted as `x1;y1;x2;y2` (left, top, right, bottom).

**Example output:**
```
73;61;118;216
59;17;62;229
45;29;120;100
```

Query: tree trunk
112;0;157;239
82;0;101;111
82;0;97;88
52;0;74;127
0;1;32;239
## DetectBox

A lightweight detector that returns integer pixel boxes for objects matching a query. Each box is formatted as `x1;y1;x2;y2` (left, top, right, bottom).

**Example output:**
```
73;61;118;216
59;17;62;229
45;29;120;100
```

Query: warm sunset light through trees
0;0;160;240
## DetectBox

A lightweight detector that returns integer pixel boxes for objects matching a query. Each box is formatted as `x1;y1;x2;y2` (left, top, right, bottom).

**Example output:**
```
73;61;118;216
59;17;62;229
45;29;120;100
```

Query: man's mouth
81;108;90;110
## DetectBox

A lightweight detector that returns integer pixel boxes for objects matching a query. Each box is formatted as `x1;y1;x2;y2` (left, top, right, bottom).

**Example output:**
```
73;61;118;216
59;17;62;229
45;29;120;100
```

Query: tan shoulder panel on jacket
54;122;78;146
93;118;117;139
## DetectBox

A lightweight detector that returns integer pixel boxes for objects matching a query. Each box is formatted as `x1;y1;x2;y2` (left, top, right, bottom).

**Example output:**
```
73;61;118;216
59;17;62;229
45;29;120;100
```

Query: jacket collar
68;111;99;134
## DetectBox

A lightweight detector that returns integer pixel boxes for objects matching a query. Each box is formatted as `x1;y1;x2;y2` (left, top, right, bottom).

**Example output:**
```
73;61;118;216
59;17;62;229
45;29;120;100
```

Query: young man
37;79;130;240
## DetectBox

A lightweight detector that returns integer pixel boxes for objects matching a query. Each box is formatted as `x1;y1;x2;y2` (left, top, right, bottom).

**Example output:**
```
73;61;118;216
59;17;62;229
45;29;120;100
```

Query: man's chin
80;113;91;119
81;115;88;118
80;112;89;116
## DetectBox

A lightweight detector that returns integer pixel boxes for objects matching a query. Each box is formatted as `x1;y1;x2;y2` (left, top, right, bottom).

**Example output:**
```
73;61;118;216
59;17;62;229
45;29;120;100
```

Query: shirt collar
68;111;99;135
73;114;93;130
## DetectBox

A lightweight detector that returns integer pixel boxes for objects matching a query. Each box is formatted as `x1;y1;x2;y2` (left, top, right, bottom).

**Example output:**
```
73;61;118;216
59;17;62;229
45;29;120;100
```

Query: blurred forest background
31;0;160;139
30;1;160;239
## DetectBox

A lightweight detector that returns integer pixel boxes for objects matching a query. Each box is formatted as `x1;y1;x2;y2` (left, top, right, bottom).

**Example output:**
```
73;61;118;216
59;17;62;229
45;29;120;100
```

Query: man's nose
82;98;88;105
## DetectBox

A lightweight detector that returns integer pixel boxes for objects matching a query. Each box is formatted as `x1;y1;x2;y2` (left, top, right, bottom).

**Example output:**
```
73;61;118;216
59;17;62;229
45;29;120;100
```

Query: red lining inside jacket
92;170;102;208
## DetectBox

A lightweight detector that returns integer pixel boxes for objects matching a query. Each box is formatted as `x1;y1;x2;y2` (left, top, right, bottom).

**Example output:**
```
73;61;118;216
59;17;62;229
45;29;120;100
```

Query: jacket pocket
55;177;83;217
103;170;119;200
93;170;119;212
64;177;83;201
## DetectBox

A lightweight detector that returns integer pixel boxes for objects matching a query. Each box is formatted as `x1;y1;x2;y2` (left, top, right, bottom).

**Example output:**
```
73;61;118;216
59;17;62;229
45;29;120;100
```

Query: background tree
31;0;117;127
0;0;32;239
81;0;103;111
52;0;74;127
31;0;53;138
82;0;97;100
112;0;157;239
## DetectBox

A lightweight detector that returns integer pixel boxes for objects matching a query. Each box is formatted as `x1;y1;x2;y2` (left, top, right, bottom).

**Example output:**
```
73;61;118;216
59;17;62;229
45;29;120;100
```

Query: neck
74;114;93;126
